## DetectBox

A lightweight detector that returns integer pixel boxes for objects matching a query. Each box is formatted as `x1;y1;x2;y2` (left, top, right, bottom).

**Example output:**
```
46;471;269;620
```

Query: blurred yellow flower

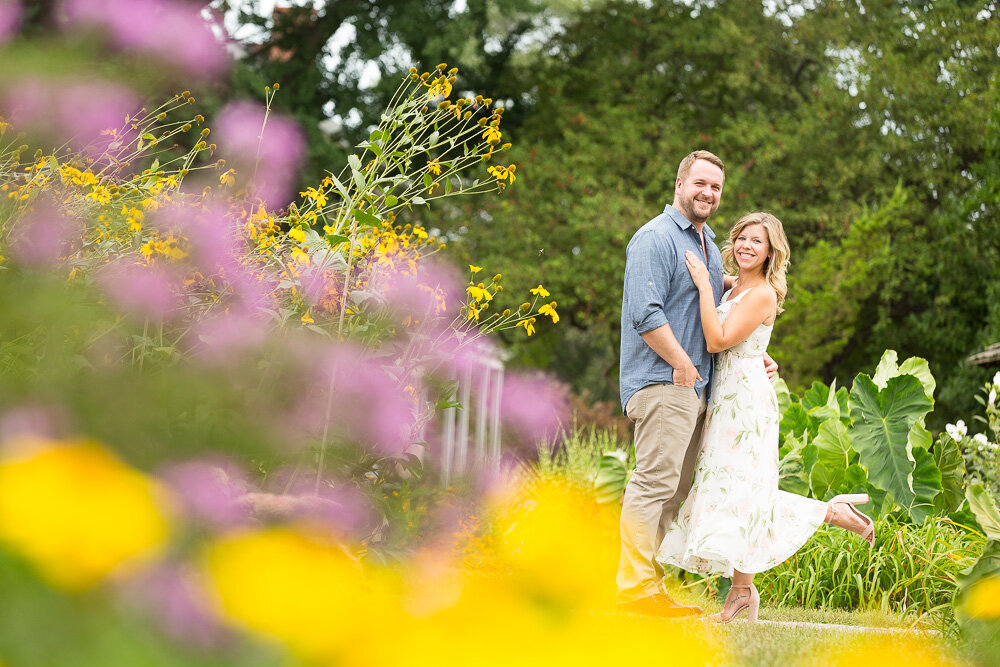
218;169;236;187
964;575;1000;619
469;264;483;273
518;317;536;336
204;526;398;662
0;439;170;591
288;226;306;243
798;635;956;667
427;160;441;176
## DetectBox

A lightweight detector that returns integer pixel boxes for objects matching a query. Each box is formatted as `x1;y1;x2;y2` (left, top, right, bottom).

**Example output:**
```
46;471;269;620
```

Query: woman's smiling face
733;223;770;274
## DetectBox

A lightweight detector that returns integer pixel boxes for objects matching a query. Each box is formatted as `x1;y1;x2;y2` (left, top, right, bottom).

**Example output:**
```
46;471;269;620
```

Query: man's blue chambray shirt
619;204;725;415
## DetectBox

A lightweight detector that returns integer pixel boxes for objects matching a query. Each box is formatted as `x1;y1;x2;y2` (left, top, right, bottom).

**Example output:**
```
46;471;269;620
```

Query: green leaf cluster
778;350;967;525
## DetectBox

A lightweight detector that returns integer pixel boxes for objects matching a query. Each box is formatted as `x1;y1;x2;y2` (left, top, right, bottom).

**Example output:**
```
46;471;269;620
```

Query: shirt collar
664;204;717;241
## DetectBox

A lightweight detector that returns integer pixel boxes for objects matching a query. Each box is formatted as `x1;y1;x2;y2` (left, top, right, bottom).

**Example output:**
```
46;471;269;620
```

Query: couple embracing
617;150;875;622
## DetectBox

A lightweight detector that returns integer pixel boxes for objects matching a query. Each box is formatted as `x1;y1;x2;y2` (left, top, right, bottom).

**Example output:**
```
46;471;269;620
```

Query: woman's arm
684;251;775;353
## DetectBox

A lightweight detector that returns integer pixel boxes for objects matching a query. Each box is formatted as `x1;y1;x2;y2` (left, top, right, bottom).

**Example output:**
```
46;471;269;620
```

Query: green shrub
756;516;983;628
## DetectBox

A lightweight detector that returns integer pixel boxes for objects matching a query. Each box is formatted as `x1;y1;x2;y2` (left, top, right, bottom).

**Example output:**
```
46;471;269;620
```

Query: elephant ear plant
954;483;1000;644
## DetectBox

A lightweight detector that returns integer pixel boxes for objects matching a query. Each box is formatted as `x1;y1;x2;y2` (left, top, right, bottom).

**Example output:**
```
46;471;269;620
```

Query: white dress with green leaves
656;287;829;577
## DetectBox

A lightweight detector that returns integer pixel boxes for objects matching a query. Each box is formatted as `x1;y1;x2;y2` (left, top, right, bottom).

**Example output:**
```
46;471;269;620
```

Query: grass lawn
618;605;967;666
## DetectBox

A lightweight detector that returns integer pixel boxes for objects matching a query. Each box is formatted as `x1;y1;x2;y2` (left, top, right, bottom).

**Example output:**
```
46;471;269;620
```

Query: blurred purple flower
1;77;138;154
97;258;181;322
499;371;569;446
214;101;305;208
9;198;83;268
161;459;249;529
0;1;21;42
288;346;415;456
153;200;237;272
0;404;70;443
59;0;228;78
190;304;271;364
122;562;228;648
378;260;463;324
243;479;376;540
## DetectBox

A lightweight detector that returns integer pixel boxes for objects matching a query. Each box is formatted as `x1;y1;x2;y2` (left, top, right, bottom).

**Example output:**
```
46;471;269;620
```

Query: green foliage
954;484;1000;636
849;374;935;523
776;350;964;526
593;450;630;506
757;516;983;628
534;426;630;490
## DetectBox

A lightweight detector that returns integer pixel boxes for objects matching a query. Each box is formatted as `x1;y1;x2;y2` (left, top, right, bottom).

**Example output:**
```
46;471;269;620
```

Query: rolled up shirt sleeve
625;231;674;335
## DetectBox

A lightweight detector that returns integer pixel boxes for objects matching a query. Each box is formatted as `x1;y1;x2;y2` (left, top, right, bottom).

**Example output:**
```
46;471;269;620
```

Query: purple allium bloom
59;0;229;78
190;304;271;364
499;371;569;446
289;346;416;456
2;78;139;154
214;101;305;209
0;404;70;443
122;561;228;648
160;459;250;529
0;1;22;42
97;258;181;323
9;198;83;268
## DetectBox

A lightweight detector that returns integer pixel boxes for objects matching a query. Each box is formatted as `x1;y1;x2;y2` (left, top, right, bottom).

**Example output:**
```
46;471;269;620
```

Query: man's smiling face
674;159;724;225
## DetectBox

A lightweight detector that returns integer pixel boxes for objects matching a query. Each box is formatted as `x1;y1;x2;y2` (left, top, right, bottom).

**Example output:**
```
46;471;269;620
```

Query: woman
655;211;874;623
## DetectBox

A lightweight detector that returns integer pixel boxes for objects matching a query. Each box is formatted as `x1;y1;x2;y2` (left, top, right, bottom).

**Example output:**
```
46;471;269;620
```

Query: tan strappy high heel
708;583;760;623
828;493;875;547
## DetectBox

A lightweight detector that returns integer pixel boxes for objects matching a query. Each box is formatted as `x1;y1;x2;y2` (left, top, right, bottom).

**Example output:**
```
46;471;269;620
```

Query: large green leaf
843;463;868;493
933;437;967;514
954;486;1000;629
871;349;936;401
871;349;900;389
849;373;933;512
899;357;936;400
779;403;818;442
809;419;854;500
808;379;841;424
593;451;630;505
801;381;831;411
778;435;811;496
773;377;791;421
905;444;942;525
967;483;1000;540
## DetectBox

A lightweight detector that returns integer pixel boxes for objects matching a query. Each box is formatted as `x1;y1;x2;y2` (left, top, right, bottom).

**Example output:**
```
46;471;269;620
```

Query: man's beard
678;193;716;223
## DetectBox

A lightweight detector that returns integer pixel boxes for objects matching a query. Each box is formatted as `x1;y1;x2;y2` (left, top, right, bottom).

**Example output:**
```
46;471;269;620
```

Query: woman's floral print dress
656;287;828;577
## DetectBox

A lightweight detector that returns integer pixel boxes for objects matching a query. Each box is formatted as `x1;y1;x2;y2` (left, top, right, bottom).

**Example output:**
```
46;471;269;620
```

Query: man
617;150;775;617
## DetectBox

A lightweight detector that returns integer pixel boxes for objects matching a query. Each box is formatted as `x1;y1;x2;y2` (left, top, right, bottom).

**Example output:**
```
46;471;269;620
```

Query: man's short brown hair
676;150;725;182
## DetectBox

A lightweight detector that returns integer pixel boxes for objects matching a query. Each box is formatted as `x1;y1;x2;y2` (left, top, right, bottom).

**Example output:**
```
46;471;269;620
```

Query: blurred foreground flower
797;634;959;666
204;525;397;662
60;0;229;78
0;0;21;43
1;77;138;153
8;197;84;269
214;100;305;208
491;480;619;609
962;574;1000;620
500;371;569;446
0;438;171;591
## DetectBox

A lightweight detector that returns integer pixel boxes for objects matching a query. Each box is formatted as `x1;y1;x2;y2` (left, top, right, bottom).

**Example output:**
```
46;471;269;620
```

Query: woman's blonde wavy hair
720;211;791;314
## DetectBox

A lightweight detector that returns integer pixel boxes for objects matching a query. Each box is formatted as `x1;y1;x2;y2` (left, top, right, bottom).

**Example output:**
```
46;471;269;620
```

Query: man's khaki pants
617;383;707;603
